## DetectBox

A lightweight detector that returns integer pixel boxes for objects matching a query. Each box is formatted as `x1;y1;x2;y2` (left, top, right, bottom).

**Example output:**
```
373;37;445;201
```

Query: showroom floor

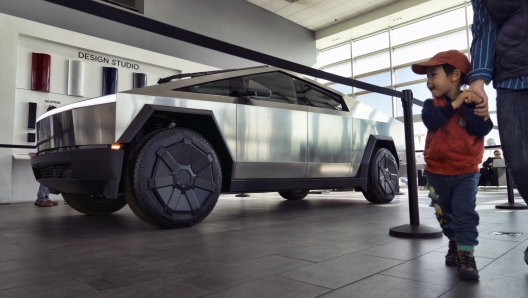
0;188;527;298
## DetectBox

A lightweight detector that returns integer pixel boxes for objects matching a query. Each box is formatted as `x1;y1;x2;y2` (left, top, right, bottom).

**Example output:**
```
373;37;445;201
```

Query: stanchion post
495;168;528;209
389;89;442;238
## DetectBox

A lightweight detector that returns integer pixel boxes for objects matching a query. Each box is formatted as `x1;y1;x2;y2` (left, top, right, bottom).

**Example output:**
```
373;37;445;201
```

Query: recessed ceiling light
284;0;299;3
392;17;402;21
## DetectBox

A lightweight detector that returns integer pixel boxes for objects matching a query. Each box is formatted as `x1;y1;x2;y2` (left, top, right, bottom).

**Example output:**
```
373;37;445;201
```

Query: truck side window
242;72;297;105
299;81;343;111
175;79;231;96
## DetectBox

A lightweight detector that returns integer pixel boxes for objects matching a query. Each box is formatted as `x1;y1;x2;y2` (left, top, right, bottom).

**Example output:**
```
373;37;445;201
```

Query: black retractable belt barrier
43;0;442;237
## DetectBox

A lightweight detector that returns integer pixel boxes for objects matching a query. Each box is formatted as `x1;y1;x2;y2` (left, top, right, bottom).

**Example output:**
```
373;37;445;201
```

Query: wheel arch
354;135;399;192
117;104;234;192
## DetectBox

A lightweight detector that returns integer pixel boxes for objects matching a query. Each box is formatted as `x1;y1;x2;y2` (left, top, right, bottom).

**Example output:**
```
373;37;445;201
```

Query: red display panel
31;53;51;92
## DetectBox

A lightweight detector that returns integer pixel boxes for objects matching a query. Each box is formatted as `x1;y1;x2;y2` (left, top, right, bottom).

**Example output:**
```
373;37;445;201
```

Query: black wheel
362;148;398;203
279;190;309;200
62;193;127;215
125;128;222;228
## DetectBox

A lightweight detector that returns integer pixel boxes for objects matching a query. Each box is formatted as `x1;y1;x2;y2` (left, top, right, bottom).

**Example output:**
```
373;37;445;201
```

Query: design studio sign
78;52;140;70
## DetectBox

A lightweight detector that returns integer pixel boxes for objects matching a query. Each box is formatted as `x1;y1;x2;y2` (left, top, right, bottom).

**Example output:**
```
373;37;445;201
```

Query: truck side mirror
243;80;272;98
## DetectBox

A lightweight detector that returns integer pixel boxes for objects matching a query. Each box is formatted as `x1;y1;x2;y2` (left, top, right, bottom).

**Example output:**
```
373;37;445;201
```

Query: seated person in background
481;150;502;185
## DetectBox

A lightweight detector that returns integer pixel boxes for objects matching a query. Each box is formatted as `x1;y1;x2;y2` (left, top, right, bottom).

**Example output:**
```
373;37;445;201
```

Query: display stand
495;170;528;209
389;90;442;238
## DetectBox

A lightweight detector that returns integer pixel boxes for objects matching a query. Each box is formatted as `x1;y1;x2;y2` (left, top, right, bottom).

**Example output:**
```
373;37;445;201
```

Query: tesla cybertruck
31;66;404;228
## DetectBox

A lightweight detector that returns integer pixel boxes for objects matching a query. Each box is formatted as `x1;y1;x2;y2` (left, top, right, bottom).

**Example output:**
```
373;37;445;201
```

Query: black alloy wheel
362;148;398;203
62;193;127;215
279;190;309;200
125;128;222;228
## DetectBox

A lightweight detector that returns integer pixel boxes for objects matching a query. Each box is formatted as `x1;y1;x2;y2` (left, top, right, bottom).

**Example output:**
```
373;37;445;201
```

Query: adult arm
421;99;454;131
482;157;493;167
467;0;497;120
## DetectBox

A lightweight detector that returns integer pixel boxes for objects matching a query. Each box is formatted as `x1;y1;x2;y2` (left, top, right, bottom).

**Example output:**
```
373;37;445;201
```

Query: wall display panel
30;53;51;92
354;51;390;75
320;44;350;66
318;62;351;84
353;32;389;57
355;92;393;117
27;102;37;129
133;72;147;89
67;60;84;96
392;30;467;66
27;132;35;143
395;66;423;85
16;36;183;99
391;8;466;46
102;67;118;96
355;71;391;92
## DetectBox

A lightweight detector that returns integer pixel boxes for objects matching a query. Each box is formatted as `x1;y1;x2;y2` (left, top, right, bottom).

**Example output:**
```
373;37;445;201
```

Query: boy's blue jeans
425;171;480;248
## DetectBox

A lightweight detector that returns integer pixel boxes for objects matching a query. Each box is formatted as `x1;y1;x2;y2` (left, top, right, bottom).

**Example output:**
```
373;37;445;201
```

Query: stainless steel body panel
346;97;405;177
235;99;307;179
306;107;352;178
37;103;116;151
73;104;116;145
115;92;237;159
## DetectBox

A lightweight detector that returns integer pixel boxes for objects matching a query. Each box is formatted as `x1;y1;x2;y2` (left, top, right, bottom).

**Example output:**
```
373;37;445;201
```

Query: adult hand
489;163;493;167
467;79;490;121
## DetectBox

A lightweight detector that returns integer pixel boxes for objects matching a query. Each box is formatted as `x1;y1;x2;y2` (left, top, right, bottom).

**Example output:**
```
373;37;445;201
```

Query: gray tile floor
1;188;528;297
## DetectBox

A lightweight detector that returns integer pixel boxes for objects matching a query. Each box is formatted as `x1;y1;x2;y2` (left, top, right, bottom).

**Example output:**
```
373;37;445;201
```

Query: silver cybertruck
31;66;405;228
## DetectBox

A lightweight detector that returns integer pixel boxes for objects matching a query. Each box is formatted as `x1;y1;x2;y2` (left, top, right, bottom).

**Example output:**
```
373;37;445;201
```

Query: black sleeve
422;99;453;131
462;103;494;138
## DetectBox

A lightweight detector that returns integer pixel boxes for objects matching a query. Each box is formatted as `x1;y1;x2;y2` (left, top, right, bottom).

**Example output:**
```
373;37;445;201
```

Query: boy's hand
452;90;474;109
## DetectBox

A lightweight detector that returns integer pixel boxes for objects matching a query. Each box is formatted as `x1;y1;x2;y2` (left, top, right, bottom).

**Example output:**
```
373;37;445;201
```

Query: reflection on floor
0;189;527;297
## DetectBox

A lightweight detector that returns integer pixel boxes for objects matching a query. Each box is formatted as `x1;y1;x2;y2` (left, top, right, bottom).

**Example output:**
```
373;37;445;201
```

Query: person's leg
35;184;53;207
425;171;457;265
451;172;480;280
497;89;528;202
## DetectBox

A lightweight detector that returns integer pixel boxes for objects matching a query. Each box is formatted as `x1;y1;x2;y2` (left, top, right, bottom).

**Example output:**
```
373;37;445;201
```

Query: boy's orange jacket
422;96;492;176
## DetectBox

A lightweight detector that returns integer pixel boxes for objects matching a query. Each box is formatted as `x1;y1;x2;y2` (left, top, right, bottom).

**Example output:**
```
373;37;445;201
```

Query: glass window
300;81;343;110
243;72;297;104
467;5;473;25
355;71;391;92
395;66;424;84
319;62;352;84
175;79;231;96
354;51;390;75
396;83;432;116
391;8;466;46
320;44;351;66
392;30;468;66
327;83;352;95
353;32;389;57
414;122;428;151
355;92;393;117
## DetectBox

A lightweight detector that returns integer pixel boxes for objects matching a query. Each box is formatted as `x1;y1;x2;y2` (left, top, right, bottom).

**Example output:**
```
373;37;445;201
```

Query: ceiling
246;0;399;31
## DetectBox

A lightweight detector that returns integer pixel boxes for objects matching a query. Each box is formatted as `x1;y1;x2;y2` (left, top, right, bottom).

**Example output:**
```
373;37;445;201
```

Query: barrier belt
0;144;36;149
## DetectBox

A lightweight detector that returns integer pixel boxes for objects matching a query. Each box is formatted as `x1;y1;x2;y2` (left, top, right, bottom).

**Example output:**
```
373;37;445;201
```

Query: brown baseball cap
411;50;470;75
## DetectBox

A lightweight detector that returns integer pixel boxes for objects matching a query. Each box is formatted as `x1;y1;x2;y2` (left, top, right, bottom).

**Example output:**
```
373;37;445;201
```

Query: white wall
0;12;217;204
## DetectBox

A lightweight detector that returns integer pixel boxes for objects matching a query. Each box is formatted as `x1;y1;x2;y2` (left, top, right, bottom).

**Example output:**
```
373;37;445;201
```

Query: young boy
412;50;493;280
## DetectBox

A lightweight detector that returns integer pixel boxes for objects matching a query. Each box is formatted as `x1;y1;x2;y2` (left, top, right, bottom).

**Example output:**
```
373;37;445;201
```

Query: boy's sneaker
445;240;458;266
457;250;479;280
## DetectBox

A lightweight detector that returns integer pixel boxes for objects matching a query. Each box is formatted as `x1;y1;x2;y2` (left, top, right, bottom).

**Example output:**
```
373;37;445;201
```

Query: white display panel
68;60;84;97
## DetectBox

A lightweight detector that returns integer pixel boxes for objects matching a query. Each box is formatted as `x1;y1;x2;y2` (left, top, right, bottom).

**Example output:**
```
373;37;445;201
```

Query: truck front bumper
31;149;124;199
